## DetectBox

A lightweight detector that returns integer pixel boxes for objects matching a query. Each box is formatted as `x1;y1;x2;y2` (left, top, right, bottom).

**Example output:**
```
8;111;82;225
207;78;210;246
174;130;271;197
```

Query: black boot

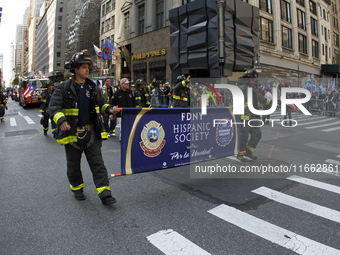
236;154;247;162
100;190;116;205
244;149;258;160
73;190;85;201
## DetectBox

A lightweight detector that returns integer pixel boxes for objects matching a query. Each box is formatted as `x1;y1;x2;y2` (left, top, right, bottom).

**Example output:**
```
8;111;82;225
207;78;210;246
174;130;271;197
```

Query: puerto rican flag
93;44;102;59
22;83;35;98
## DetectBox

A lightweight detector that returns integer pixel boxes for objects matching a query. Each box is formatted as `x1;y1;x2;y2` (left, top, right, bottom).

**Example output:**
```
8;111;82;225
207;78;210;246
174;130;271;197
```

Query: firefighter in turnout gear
237;70;272;162
170;74;191;108
49;50;120;205
0;90;8;122
134;79;150;108
40;83;56;135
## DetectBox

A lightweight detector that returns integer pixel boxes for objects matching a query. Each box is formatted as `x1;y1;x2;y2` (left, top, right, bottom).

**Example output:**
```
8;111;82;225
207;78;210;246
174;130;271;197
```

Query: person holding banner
170;74;191;108
236;70;271;162
49;50;120;205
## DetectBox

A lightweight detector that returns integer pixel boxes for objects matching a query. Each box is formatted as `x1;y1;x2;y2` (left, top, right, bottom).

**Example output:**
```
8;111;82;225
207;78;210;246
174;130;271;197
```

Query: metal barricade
324;100;338;117
308;99;324;115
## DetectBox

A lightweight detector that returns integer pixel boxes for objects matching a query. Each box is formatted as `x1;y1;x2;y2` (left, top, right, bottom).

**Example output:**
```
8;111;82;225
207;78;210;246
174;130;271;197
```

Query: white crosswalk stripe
18;111;35;124
287;175;340;195
252;186;340;223
270;111;340;132
10;118;17;126
147;229;211;255
147;176;340;254
208;204;340;254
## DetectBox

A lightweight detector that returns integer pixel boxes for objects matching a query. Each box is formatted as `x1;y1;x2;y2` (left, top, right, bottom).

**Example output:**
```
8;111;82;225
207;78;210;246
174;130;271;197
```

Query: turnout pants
42;112;56;132
0;106;5;120
239;119;262;153
64;130;111;199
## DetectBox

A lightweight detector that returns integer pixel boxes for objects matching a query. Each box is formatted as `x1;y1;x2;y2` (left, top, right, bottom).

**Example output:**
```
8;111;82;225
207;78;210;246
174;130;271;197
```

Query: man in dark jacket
237;70;272;162
111;78;135;141
40;83;56;135
170;75;191;108
49;50;120;205
0;90;8;122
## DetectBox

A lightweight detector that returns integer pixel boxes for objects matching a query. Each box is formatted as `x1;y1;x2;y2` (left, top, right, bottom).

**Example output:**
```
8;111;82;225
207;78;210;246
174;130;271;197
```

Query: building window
334;32;340;47
334;50;339;64
324;27;327;41
58;24;62;30
102;4;106;16
138;4;145;35
57;42;61;48
156;0;164;29
298;33;307;54
59;7;63;12
312;40;319;58
282;26;292;48
311;17;318;36
57;33;61;39
106;0;112;13
124;12;130;40
297;9;306;30
112;0;116;9
57;62;61;67
182;0;196;4
296;0;305;6
333;16;339;29
105;18;110;32
101;21;105;34
57;52;61;57
260;0;272;14
58;16;62;21
260;17;273;42
281;0;291;23
309;1;317;15
111;15;115;29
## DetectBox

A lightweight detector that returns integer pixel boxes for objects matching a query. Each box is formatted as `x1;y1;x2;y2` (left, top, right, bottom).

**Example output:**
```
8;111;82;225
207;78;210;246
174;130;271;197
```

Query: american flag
22;83;35;98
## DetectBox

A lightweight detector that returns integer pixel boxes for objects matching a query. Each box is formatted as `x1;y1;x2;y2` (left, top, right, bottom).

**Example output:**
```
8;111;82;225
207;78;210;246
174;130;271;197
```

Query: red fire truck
18;77;49;108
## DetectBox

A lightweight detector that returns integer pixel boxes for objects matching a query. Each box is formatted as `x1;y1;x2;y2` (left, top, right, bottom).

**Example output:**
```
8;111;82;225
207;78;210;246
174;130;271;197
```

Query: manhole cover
5;129;39;137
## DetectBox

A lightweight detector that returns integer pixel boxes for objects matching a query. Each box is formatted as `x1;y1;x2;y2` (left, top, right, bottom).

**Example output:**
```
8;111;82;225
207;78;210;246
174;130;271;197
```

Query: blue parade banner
120;107;241;175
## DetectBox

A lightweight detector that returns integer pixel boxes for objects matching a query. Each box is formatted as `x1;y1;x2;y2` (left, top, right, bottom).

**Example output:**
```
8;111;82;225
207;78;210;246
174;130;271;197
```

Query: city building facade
35;0;67;76
13;0;340;87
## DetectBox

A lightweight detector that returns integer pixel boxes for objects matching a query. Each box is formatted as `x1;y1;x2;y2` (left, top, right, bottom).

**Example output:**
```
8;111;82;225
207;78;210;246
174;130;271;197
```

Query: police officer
40;83;56;135
134;79;150;108
237;70;271;161
49;50;120;205
0;90;8;122
170;74;191;108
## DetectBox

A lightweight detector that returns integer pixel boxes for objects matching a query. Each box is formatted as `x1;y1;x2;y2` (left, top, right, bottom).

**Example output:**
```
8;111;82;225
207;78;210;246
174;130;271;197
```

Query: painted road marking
208;204;340;254
147;229;211;255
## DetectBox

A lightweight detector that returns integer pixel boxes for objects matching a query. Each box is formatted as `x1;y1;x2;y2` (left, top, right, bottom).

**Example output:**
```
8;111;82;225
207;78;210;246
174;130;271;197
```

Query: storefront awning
321;64;340;75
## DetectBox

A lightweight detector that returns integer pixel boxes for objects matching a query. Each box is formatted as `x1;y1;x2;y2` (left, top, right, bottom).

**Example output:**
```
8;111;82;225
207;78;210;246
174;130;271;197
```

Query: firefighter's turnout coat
170;80;190;108
49;78;112;145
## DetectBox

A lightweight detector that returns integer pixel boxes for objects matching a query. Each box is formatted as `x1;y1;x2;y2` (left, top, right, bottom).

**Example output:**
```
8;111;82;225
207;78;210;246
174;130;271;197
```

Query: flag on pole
22;83;35;98
93;44;102;59
102;38;114;60
263;77;268;89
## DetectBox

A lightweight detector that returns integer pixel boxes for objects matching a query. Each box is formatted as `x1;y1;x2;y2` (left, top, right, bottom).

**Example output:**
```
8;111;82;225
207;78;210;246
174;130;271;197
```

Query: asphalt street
1;98;340;255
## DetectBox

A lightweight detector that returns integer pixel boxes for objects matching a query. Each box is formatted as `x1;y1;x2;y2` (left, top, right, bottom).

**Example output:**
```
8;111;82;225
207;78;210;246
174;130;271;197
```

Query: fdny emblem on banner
215;118;234;147
140;121;166;157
